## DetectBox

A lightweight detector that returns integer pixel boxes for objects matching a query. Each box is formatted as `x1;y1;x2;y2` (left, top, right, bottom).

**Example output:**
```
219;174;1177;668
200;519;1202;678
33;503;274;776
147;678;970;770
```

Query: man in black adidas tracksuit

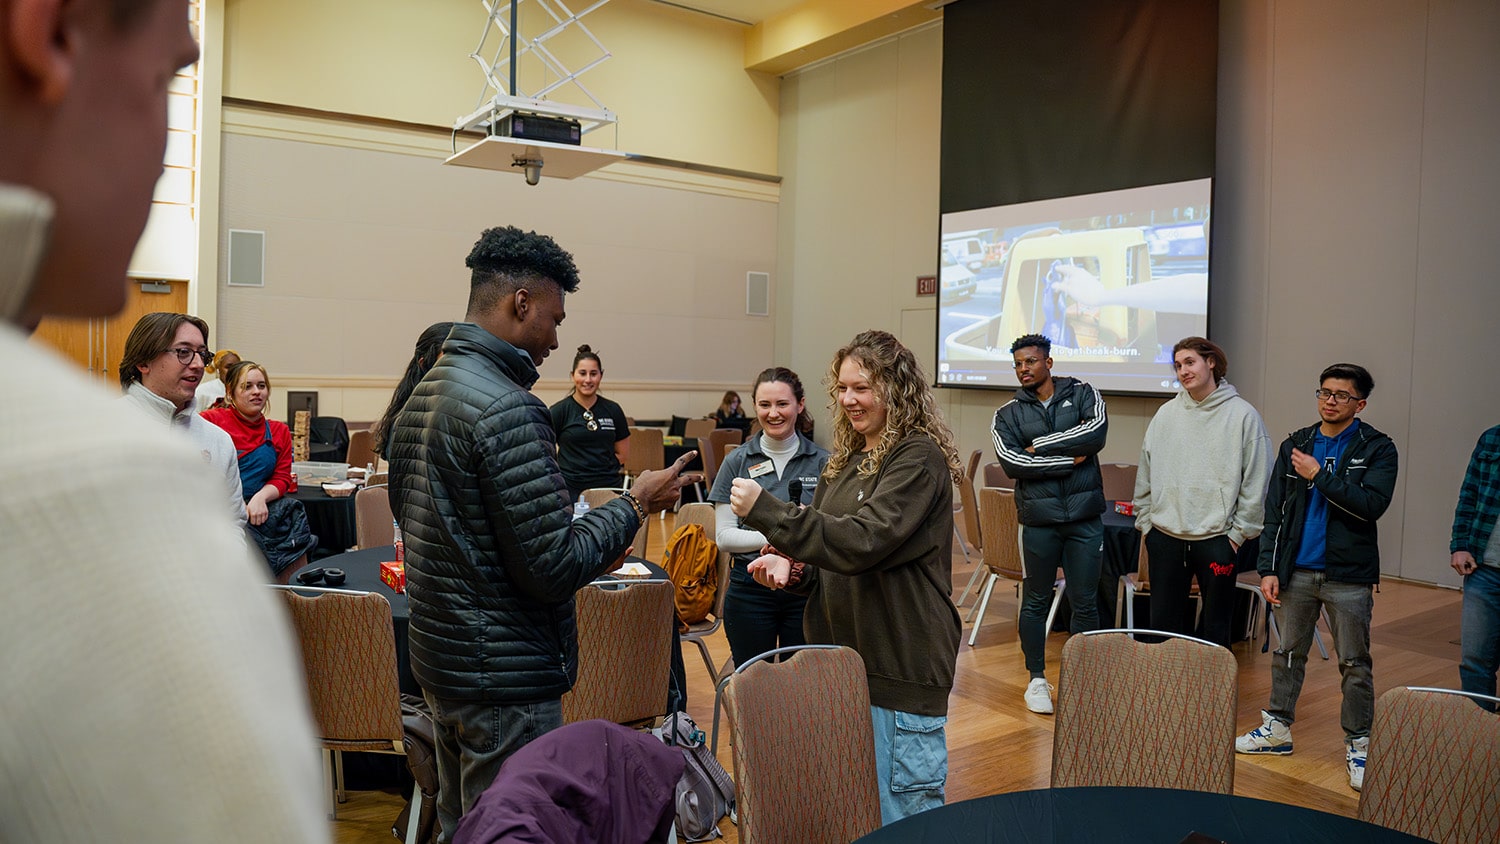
992;333;1108;714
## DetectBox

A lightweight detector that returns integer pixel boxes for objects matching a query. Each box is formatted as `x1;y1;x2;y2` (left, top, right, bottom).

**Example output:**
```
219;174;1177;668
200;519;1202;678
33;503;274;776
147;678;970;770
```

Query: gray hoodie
1133;380;1271;547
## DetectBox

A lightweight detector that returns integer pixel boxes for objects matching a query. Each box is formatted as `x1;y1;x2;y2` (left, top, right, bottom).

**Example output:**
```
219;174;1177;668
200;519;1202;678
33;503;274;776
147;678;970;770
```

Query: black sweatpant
1144;530;1239;647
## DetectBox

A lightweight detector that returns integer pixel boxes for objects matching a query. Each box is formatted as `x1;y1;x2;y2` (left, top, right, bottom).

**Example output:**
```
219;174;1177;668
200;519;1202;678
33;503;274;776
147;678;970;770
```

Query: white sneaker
1024;677;1054;714
1347;736;1368;791
1235;710;1294;755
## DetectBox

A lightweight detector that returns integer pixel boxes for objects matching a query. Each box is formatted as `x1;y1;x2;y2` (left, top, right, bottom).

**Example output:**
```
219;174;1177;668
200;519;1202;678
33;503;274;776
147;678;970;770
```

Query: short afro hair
466;225;581;294
1009;333;1052;356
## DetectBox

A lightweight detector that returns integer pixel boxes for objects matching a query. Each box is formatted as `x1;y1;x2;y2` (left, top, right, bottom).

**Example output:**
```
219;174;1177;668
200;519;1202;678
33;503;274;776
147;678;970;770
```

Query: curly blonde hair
823;330;964;485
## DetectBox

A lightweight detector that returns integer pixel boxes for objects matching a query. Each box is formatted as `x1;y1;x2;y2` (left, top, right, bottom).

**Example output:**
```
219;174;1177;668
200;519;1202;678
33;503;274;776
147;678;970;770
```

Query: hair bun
577;344;592;354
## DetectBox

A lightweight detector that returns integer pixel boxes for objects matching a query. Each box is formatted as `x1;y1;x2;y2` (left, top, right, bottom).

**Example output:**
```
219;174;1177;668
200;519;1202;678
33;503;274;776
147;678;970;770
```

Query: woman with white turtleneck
706;367;829;667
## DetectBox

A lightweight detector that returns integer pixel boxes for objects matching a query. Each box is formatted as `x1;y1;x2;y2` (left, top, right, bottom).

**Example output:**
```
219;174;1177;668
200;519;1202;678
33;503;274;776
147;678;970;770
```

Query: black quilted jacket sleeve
388;324;640;703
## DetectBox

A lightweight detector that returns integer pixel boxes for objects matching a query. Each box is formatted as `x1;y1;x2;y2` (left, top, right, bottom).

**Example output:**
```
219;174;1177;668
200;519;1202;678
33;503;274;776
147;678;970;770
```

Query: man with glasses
992;333;1108;714
1236;363;1398;792
118;311;247;530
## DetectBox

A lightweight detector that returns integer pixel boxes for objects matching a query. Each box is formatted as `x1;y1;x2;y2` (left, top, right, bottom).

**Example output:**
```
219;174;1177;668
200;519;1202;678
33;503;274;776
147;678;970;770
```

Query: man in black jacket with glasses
1235;363;1398;794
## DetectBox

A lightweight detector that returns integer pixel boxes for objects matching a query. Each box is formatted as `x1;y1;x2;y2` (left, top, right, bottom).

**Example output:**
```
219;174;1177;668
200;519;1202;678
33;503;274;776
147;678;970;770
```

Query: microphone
788;479;803;505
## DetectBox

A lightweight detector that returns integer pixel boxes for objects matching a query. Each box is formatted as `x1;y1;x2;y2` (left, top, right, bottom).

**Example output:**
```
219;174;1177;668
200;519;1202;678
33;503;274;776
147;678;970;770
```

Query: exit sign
916;275;937;296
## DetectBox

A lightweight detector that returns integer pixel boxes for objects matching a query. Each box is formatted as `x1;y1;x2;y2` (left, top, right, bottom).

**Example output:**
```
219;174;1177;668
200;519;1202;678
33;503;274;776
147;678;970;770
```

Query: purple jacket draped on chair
454;719;684;844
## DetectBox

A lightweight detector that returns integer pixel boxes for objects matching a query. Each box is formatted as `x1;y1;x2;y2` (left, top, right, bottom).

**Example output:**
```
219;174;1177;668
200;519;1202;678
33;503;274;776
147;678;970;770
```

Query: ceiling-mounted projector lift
447;0;625;184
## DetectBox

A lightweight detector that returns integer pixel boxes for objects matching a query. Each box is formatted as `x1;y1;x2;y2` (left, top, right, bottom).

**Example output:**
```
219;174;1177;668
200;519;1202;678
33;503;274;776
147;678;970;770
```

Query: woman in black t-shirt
549;344;631;501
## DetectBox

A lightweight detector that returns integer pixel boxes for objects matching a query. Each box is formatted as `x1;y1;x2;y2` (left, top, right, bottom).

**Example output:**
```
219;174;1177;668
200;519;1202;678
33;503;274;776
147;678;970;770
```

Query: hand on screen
1049;263;1108;307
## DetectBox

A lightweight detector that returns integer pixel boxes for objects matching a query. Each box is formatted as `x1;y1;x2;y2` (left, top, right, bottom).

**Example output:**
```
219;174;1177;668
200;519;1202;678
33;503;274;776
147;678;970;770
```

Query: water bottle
393;518;404;563
573;494;590;521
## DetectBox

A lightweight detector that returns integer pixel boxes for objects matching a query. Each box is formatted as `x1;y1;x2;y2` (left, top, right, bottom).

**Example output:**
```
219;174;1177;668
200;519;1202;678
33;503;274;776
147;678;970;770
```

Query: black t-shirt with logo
549;394;630;492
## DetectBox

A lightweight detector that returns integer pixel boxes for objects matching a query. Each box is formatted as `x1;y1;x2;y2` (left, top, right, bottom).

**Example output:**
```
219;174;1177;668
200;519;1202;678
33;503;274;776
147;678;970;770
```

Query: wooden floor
332;513;1464;843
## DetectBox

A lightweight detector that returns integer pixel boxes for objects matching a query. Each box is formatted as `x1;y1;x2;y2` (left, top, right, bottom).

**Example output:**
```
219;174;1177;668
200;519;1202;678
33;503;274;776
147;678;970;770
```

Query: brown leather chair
1359;686;1500;842
354;484;394;550
1053;629;1237;794
561;579;675;727
723;645;881;843
274;587;433;839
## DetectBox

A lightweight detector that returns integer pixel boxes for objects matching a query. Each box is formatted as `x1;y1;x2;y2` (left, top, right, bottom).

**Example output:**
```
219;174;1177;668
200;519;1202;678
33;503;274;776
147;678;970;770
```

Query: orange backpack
663;523;718;631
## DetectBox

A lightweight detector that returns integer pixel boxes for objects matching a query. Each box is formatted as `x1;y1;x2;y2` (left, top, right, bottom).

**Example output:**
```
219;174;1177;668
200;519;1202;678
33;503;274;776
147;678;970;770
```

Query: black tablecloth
289;486;357;559
308;546;669;697
663;443;704;472
856;787;1427;843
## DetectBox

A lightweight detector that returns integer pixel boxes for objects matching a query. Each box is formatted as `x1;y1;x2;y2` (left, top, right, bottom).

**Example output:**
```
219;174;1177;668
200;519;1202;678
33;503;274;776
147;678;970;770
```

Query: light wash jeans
1460;564;1500;711
870;705;947;825
424;693;562;843
1267;569;1374;740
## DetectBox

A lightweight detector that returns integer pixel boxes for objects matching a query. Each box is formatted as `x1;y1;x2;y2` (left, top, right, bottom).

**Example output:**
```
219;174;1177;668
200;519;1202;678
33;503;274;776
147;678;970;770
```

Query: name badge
748;460;775;478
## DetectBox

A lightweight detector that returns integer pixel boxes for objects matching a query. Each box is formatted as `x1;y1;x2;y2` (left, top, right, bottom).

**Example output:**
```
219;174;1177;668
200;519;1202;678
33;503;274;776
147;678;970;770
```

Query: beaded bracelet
619;491;647;523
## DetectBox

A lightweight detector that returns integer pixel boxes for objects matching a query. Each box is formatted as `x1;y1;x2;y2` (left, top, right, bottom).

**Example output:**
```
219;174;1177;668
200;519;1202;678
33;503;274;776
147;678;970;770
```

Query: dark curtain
941;0;1218;213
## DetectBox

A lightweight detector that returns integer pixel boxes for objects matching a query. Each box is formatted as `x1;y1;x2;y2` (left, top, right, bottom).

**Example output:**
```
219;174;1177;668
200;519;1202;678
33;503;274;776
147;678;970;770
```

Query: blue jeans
1019;518;1104;674
1267;570;1375;739
1461;564;1500;710
424;693;562;843
723;563;808;667
870;705;947;825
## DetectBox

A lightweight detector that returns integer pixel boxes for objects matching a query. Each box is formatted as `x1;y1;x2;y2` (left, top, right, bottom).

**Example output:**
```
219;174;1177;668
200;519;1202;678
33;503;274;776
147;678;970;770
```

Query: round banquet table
855;787;1428;844
288;486;357;560
303;546;669;696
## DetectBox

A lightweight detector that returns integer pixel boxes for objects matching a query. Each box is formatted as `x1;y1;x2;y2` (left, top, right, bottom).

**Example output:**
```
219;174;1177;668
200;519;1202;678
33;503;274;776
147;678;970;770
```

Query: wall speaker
746;271;769;316
227;229;265;287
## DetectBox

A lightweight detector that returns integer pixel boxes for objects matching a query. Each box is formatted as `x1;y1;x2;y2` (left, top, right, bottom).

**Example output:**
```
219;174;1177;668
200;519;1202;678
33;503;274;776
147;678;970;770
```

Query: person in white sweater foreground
1133;336;1271;647
0;1;327;840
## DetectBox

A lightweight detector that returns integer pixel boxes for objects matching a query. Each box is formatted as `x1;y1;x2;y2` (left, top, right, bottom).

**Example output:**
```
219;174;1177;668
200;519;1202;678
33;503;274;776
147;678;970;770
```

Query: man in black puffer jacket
389;226;693;842
992;333;1108;715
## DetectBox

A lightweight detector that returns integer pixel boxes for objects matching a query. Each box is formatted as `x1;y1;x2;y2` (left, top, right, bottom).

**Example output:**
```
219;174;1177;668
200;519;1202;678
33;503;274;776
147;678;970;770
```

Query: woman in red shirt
202;362;313;578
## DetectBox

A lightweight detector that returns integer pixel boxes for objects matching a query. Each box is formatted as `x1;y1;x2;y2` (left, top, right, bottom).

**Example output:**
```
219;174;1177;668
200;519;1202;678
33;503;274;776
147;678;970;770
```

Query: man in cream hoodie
0;0;325;840
1133;336;1271;647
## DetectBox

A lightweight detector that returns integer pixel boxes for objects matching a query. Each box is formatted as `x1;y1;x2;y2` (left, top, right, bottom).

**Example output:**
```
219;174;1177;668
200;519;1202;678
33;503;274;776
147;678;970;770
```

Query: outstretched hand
629;451;700;514
747;554;792;589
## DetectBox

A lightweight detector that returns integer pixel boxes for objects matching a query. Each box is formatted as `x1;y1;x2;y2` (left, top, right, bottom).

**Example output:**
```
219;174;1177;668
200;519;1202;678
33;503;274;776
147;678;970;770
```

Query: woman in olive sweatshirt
730;329;965;825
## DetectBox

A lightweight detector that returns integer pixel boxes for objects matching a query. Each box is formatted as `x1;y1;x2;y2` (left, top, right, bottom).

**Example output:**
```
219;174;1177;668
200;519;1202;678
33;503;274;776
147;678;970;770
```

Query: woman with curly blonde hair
729;329;963;826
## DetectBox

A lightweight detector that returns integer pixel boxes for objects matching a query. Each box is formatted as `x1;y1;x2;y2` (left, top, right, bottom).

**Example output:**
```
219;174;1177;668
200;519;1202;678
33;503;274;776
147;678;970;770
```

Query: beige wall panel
781;41;906;401
222;0;779;174
1257;0;1428;579
1212;0;1273;409
777;26;1173;472
1403;0;1500;586
217;128;776;428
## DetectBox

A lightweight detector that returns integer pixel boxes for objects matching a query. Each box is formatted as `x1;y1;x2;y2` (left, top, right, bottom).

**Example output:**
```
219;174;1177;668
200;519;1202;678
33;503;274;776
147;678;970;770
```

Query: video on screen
935;178;1212;395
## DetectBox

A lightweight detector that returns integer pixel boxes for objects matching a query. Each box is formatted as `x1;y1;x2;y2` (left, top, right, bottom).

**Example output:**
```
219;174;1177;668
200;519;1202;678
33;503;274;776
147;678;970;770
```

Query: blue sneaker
1235;711;1293;755
1347;736;1368;791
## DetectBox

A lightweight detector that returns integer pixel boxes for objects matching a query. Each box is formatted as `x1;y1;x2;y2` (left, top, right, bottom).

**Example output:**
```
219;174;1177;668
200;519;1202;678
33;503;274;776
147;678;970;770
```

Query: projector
493;112;582;146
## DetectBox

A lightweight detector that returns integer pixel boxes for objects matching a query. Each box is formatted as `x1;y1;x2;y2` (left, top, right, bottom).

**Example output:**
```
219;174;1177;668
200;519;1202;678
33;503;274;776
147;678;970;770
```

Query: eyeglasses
582;409;599;431
1314;388;1361;404
164;346;212;366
